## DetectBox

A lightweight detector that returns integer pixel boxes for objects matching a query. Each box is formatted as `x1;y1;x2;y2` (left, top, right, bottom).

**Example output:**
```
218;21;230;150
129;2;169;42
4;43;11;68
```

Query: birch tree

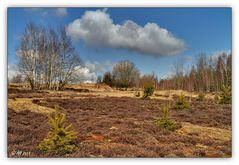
17;23;81;90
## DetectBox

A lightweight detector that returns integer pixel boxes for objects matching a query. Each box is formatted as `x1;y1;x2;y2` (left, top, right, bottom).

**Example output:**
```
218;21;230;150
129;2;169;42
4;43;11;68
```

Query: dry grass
154;90;217;100
8;84;217;101
177;122;231;142
65;83;114;92
8;98;54;113
7;84;232;158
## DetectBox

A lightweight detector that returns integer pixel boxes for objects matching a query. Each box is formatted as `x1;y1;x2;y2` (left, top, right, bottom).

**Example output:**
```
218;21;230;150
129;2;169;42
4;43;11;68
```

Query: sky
7;8;232;82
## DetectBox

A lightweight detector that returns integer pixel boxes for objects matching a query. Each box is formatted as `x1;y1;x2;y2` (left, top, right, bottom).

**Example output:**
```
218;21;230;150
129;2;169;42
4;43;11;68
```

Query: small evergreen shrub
142;84;154;99
174;94;190;110
219;85;231;104
196;93;205;101
37;106;77;154
154;105;176;131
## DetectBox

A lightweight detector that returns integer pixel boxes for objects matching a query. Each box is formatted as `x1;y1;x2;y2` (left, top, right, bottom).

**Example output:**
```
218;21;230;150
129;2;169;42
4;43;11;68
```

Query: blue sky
8;8;232;80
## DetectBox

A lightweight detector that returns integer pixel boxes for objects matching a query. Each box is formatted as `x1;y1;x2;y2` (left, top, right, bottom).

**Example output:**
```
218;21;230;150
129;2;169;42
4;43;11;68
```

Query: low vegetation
154;105;176;131
219;85;232;104
142;84;154;99
196;93;205;101
8;86;232;157
174;94;190;110
37;106;77;154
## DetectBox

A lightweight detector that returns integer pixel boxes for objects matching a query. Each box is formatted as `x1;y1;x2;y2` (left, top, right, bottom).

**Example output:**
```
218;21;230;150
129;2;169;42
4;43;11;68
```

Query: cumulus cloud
66;9;186;57
74;61;115;83
74;66;96;83
56;8;67;17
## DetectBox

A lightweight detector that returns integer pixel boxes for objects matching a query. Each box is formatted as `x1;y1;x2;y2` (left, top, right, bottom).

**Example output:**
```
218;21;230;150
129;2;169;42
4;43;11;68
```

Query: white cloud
74;61;115;83
56;8;67;17
74;66;97;83
66;9;186;57
8;64;20;80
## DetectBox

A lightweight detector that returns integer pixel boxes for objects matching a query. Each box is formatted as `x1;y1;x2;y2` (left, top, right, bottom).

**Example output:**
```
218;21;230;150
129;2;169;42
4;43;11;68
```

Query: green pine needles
174;94;190;110
154;105;176;131
219;85;232;104
37;106;77;154
142;84;154;99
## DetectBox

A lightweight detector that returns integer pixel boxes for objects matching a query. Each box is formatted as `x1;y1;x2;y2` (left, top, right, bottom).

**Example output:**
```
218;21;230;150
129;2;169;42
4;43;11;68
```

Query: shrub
37;106;77;154
142;84;154;99
154;105;176;131
196;92;205;101
174;94;190;110
219;85;231;104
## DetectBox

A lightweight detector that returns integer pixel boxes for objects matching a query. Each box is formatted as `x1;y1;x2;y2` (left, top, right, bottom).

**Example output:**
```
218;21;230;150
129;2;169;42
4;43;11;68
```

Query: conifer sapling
154;105;176;131
37;106;77;154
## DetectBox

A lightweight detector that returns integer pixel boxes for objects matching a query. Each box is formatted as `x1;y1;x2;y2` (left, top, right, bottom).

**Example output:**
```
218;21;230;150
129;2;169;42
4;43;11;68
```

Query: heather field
8;84;231;158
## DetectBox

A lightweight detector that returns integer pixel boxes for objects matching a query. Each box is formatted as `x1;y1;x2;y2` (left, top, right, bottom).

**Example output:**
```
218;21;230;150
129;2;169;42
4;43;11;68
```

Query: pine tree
154;105;176;131
174;94;190;110
37;106;77;154
219;85;231;104
142;84;154;99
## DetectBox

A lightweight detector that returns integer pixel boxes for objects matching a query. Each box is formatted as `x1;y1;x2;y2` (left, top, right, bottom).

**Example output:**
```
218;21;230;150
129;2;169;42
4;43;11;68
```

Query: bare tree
216;55;225;91
11;74;22;83
139;73;159;89
226;53;232;86
17;23;39;89
172;58;185;89
159;52;232;92
196;54;208;91
57;26;81;89
102;72;113;86
17;23;81;90
112;60;140;89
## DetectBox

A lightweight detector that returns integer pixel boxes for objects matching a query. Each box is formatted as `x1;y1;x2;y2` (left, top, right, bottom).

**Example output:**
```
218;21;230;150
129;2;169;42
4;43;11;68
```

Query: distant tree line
159;52;232;92
100;60;160;89
10;74;23;83
17;23;81;90
99;52;231;92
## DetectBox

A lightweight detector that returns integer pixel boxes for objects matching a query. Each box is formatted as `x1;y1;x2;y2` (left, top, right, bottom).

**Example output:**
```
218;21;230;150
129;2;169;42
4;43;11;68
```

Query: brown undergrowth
8;88;231;157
